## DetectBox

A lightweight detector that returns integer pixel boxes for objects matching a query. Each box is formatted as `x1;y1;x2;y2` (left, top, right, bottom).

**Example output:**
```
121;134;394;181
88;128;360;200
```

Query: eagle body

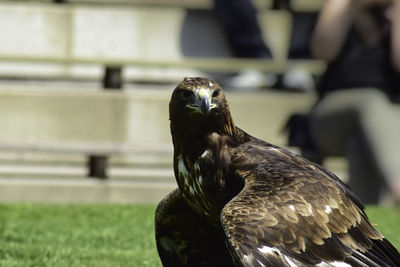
155;77;400;267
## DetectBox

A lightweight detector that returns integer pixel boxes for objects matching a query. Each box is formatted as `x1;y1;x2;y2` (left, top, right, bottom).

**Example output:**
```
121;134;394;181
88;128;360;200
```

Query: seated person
308;0;400;204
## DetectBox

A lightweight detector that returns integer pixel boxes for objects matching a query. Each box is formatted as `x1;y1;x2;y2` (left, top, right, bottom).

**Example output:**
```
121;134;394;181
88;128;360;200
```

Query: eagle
155;77;400;266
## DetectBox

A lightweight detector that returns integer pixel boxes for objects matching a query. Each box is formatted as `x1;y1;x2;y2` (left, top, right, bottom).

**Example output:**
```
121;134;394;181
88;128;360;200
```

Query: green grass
365;206;400;250
0;204;399;266
0;204;161;267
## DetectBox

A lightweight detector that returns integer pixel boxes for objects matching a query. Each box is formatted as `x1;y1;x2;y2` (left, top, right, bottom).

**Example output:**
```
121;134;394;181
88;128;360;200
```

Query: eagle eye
212;89;221;98
180;90;193;101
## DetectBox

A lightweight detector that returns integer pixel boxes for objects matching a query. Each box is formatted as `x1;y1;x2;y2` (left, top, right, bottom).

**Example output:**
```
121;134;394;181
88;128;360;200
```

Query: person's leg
347;134;384;204
309;90;359;156
309;88;400;202
357;90;400;203
358;91;400;172
213;0;272;58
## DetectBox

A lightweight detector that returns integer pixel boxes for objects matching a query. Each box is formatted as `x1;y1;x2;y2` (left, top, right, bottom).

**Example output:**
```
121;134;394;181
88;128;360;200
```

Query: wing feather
220;140;400;266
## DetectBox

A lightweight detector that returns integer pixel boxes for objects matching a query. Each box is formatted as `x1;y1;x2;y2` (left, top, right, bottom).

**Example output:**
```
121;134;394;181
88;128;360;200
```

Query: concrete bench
15;0;323;11
12;0;273;10
0;1;326;83
0;1;323;182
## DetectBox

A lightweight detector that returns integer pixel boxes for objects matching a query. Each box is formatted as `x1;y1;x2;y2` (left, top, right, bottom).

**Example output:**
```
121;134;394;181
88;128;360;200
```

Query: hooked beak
199;94;211;114
189;88;212;115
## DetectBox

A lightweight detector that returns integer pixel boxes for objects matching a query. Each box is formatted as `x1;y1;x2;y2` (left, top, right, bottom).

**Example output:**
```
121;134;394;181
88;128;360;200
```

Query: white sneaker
224;69;277;89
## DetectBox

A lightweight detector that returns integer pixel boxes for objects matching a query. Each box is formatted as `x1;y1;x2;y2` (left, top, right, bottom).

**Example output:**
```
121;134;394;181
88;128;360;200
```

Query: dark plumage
155;77;400;266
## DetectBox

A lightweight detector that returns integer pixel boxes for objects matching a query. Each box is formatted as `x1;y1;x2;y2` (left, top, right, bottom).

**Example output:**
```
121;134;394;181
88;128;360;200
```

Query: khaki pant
309;88;400;204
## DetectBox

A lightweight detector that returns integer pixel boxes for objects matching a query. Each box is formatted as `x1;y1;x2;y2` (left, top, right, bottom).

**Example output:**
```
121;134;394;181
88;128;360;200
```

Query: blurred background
0;0;384;204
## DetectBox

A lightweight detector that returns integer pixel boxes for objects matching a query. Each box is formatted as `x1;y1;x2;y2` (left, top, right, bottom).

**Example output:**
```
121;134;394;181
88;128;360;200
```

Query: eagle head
169;77;235;140
169;77;245;219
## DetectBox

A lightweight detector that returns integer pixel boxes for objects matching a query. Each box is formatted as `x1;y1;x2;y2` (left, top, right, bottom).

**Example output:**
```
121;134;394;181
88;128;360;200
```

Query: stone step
0;163;174;180
0;148;173;167
0;177;176;204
